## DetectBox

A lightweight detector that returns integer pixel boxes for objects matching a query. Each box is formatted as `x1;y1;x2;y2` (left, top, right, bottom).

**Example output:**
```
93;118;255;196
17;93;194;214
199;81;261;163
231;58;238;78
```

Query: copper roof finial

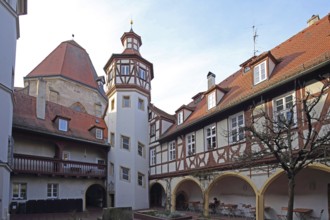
130;19;133;31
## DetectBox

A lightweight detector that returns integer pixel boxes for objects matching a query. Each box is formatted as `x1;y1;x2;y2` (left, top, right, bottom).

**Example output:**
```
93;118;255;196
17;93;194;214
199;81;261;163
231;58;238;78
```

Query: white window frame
121;135;130;150
59;118;68;131
138;98;144;111
120;166;130;182
121;65;130;75
253;60;267;85
177;111;183;125
122;96;130;108
138;142;144;157
186;133;196;155
150;149;156;165
150;123;156;137
138;68;146;80
137;172;145;187
168;141;176;161
96;128;103;139
229;113;245;143
208;91;216;110
12;183;27;200
273;92;296;129
47;183;58;199
205;124;216;150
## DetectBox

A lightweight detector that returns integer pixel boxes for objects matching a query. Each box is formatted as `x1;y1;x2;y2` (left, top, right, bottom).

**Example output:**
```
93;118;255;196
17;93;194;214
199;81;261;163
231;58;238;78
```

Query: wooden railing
13;154;106;178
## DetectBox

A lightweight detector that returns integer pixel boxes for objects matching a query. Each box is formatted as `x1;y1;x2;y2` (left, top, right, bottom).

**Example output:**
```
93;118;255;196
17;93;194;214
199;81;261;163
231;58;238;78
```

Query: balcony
12;154;106;179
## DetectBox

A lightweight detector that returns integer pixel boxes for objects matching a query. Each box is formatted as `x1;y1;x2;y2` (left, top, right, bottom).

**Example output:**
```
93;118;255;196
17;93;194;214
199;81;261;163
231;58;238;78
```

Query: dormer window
96;128;103;140
177;111;183;125
208;91;216;110
253;60;266;85
59;118;68;132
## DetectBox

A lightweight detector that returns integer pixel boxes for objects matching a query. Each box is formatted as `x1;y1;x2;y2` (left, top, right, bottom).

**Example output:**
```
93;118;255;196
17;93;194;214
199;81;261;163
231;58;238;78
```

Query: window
109;162;114;176
12;183;27;200
274;93;295;128
120;167;130;181
138;142;145;157
208;91;216;110
177;111;183;125
122;96;130;108
121;135;130;150
150;149;156;165
229;113;245;143
97;159;105;169
150;123;156;137
111;99;115;111
96;128;103;139
186;133;196;155
110;132;115;147
138;98;144;111
59;118;68;131
121;65;130;75
206;125;216;149
138;172;145;187
47;183;58;199
253;61;267;85
138;68;146;80
169;141;176;161
62;151;70;161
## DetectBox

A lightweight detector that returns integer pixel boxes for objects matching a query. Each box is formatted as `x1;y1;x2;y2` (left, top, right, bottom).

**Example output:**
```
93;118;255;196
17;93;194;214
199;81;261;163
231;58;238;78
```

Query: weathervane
252;25;259;56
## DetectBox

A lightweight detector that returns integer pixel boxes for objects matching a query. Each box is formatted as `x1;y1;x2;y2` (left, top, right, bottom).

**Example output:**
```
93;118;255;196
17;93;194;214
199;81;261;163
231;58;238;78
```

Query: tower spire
130;19;133;31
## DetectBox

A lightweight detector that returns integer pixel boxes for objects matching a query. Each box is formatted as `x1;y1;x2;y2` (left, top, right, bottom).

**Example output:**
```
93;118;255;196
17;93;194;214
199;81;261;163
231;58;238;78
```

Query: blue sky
16;0;330;113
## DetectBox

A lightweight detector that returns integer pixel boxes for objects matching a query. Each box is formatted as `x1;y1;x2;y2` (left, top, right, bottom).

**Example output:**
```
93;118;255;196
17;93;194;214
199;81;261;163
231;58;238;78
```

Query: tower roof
25;40;100;91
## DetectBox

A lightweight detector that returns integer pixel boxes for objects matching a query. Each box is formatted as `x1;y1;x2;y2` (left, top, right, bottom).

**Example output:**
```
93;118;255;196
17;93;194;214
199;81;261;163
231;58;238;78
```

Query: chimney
307;14;320;27
36;78;47;120
207;71;216;90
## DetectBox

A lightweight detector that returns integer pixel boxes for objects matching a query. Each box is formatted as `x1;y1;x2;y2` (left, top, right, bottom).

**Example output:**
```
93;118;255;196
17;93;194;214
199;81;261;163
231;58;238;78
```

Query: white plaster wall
195;129;204;153
0;1;19;219
161;120;173;135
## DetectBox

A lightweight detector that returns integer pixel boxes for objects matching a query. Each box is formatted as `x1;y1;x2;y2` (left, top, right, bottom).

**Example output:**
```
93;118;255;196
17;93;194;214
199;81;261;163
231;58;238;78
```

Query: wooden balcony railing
13;154;106;179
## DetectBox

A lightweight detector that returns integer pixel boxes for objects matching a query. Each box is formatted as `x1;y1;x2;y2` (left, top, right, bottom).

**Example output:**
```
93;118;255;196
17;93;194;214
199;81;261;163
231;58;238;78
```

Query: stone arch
171;177;203;212
70;102;87;113
150;182;166;208
85;184;106;208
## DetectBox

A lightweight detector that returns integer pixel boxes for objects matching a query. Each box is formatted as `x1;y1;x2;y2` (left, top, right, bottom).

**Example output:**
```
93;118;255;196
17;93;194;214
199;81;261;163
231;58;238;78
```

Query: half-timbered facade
149;14;330;220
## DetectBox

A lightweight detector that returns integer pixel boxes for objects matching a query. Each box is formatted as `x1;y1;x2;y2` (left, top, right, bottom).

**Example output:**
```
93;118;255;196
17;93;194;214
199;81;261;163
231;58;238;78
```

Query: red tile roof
161;13;330;140
13;91;108;145
25;40;101;91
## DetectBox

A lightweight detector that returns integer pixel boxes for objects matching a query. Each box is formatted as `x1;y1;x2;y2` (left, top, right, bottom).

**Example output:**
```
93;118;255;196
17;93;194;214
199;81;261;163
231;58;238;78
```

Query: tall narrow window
121;135;130;150
12;183;27;200
138;172;145;187
150;149;156;165
122;96;130;108
120;167;130;181
138;142;145;157
169;141;176;161
111;99;115;111
138;68;146;80
96;128;103;139
110;132;115;147
150;123;156;137
121;65;130;75
138;98;144;111
229;113;245;143
109;162;114;176
253;61;267;85
208;91;216;110
47;183;58;199
274;93;295;129
186;133;196;155
177;111;183;125
206;125;216;149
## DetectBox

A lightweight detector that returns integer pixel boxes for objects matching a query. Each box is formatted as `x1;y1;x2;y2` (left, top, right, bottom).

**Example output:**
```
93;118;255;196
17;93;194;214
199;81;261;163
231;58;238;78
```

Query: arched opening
150;183;165;208
86;184;106;208
176;191;188;211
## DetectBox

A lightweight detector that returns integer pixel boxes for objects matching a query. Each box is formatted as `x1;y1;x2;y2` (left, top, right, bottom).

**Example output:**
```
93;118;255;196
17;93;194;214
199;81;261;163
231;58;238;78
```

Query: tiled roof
25;40;101;91
149;103;175;122
13;91;109;145
161;13;330;140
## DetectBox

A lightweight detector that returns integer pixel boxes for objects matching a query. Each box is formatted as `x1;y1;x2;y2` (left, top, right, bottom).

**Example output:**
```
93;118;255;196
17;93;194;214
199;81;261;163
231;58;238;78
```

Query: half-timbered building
148;14;330;220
